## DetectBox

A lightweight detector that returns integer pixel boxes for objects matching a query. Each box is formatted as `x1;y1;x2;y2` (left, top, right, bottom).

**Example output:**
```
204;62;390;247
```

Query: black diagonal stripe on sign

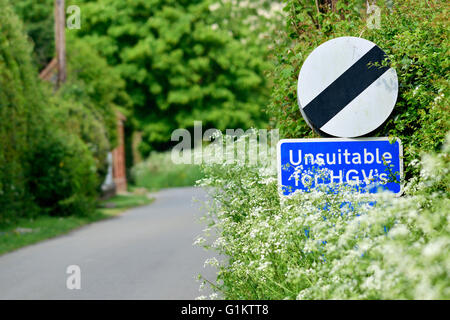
302;45;390;129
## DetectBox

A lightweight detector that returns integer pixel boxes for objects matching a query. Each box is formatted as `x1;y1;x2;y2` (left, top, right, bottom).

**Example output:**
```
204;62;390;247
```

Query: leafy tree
13;1;132;183
50;35;132;187
13;0;54;70
208;0;285;51
13;1;130;146
60;35;132;147
0;0;101;222
74;0;274;154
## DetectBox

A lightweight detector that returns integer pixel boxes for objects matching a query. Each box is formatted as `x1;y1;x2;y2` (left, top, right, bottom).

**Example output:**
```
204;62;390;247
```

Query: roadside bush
13;0;131;185
196;0;449;300
197;132;450;299
60;35;131;149
12;0;54;70
48;95;111;192
268;0;449;180
48;35;131;187
28;130;98;217
0;0;102;222
0;0;46;223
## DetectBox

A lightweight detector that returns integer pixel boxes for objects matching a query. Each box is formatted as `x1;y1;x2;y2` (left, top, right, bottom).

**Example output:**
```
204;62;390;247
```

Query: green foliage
13;1;131;148
208;1;286;58
197;132;450;299
268;0;449;179
74;0;275;154
197;0;450;300
132;151;203;190
0;0;100;223
28;130;98;217
12;0;54;70
14;0;132;188
0;0;46;223
51;36;132;185
60;35;132;148
48;93;111;190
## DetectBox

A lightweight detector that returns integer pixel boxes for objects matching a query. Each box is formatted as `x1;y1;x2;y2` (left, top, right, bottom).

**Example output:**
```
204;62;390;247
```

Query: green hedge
0;0;44;223
27;130;98;217
51;35;131;188
196;0;450;300
268;0;449;180
198;132;450;300
12;0;54;70
0;0;99;224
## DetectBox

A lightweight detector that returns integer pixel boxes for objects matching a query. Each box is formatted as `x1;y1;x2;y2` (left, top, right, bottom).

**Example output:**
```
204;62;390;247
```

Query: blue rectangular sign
277;138;403;196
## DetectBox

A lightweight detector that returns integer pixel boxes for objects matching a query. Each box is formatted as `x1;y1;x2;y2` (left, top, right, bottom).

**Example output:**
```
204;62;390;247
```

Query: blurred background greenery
131;151;203;191
0;0;284;226
0;0;448;225
1;0;448;297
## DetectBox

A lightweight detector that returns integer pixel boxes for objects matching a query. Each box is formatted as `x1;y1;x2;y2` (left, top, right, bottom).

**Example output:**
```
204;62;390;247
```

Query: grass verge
131;151;204;191
0;193;154;256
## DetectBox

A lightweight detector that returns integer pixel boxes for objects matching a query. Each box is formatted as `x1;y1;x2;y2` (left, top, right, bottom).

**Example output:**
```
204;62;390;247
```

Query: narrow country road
0;187;217;299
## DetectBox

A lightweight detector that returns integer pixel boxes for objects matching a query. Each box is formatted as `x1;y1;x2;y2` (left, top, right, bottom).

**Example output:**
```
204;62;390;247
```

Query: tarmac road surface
0;187;217;299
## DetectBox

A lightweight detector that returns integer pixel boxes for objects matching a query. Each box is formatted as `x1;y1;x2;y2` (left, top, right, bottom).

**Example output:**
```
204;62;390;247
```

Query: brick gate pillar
112;111;127;194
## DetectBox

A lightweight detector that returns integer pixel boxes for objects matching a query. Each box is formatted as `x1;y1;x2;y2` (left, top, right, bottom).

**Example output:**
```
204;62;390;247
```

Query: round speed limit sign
297;37;398;138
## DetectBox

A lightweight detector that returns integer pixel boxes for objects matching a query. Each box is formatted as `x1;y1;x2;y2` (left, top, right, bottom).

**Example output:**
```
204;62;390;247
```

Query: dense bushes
0;0;47;223
12;0;54;70
60;35;131;149
197;0;449;300
197;132;449;299
268;0;449;179
28;130;98;217
53;35;131;186
0;0;105;223
13;0;131;186
48;95;111;192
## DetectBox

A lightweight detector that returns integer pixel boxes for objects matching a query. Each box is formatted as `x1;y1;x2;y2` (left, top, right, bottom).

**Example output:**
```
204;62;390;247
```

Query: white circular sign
297;37;398;138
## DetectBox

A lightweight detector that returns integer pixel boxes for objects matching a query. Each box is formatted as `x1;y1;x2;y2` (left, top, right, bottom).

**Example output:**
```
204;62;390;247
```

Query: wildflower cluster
197;133;450;299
